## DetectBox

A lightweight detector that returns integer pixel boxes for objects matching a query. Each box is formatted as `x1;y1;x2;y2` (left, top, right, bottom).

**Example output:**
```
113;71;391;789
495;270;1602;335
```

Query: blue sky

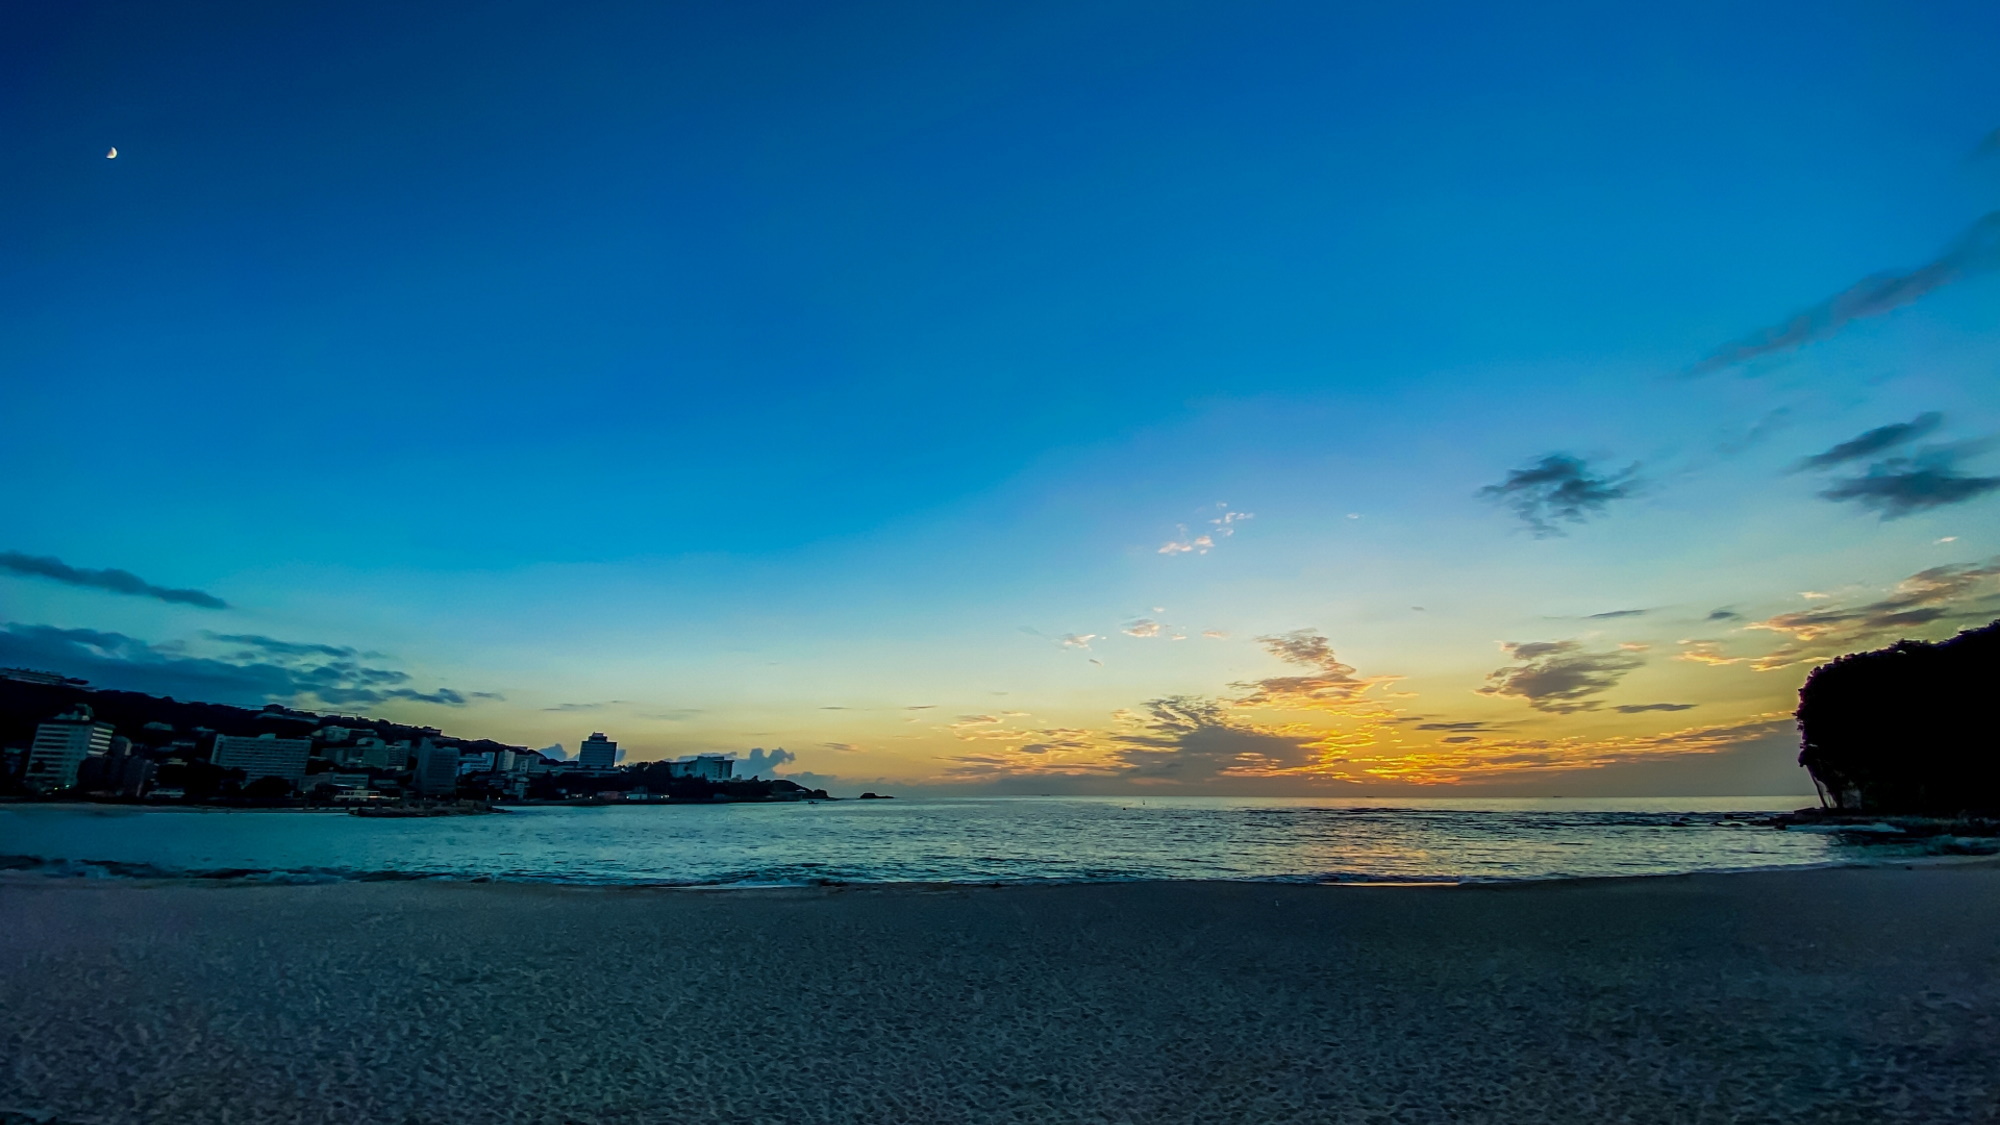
5;1;1999;794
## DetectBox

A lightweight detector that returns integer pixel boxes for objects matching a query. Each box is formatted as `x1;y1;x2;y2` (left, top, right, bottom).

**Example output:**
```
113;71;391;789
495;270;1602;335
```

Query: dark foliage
0;680;523;759
1798;620;2000;814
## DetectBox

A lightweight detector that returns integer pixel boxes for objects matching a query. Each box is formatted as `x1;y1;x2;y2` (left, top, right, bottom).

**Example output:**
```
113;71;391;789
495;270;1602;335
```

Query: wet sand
2;865;1997;1123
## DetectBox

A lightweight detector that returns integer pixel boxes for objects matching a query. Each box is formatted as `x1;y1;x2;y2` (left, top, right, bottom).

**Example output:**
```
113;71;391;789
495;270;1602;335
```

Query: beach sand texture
2;865;1997;1123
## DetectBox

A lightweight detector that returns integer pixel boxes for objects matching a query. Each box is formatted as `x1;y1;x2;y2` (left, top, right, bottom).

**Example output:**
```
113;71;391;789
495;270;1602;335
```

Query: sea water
2;795;1956;886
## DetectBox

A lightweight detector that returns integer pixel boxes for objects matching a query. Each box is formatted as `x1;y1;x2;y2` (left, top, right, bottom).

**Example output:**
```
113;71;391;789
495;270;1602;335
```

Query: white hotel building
27;706;115;790
212;733;313;785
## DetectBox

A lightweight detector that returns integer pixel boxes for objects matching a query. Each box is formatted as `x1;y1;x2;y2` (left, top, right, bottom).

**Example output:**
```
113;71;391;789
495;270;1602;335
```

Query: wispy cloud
1350;715;1793;785
1230;630;1394;711
203;632;355;659
1675;641;1744;666
1613;703;1697;713
0;622;474;708
1585;609;1647;620
0;551;228;609
1742;558;2000;670
1122;619;1163;638
1410;720;1495;732
822;742;863;753
1693;212;2000;374
1476;640;1645;714
1159;504;1252;555
1792;412;1942;471
1816;446;2000;519
1478;455;1637;537
1058;633;1098;650
541;700;628;712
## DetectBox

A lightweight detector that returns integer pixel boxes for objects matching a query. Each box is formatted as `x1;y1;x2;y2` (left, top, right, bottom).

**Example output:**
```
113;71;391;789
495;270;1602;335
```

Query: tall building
78;736;156;798
358;738;408;770
27;706;115;790
578;732;618;769
668;754;734;782
414;739;460;795
212;733;313;786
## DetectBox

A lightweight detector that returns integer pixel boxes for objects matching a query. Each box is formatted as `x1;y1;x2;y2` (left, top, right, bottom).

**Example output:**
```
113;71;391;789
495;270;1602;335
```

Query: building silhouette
578;732;619;769
414;739;460;795
667;754;734;782
27;705;115;790
212;733;313;786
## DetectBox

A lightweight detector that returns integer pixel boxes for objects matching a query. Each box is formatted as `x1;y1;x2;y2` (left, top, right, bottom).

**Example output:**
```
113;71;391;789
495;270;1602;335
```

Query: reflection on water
0;795;1915;886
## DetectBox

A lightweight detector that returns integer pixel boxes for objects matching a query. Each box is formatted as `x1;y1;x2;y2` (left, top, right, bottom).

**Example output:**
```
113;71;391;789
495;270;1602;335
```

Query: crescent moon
107;147;117;159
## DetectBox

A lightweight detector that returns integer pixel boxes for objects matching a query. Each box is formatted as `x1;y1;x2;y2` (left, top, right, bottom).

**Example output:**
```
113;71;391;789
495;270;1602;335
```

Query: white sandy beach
3;865;1997;1123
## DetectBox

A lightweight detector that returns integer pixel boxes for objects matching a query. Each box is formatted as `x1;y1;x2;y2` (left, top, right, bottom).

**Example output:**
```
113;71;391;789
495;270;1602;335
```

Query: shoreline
5;843;1998;892
5;864;1999;1122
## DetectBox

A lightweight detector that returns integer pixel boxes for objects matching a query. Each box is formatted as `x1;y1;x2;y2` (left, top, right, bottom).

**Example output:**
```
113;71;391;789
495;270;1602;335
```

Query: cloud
1350;714;1795;785
934;689;1351;786
1692;211;2000;374
1412;720;1493;732
734;747;797;777
1159;505;1252;556
1059;633;1098;650
1123;619;1163;638
638;708;704;722
202;632;356;659
1716;407;1794;456
540;700;628;712
1792;412;1942;471
821;742;862;753
1230;630;1393;711
1613;703;1698;713
1201;630;1227;639
1478;455;1637;537
1585;609;1647;620
1675;641;1743;666
1817;448;2000;519
0;622;475;708
1107;696;1321;781
1706;609;1740;621
1476;640;1645;713
1742;557;2000;669
0;551;228;609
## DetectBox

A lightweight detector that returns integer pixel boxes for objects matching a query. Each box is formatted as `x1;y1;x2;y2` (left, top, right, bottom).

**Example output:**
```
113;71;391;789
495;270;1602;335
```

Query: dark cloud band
0;622;474;709
1793;413;1941;472
0;551;227;609
1693;212;2000;374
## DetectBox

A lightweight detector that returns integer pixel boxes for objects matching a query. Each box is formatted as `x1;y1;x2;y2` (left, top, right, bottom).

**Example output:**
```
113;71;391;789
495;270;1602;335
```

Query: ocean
2;795;1964;886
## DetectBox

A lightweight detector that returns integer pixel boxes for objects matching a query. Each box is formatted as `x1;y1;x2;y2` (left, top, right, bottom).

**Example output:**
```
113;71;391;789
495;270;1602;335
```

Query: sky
4;1;1999;796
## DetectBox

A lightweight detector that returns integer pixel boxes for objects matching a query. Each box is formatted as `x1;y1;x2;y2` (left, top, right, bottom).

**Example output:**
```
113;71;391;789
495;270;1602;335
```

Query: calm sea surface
0;796;1952;886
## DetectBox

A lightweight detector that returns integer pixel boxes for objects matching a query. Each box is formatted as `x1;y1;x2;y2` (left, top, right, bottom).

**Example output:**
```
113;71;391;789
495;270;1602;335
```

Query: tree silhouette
1798;619;2000;814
